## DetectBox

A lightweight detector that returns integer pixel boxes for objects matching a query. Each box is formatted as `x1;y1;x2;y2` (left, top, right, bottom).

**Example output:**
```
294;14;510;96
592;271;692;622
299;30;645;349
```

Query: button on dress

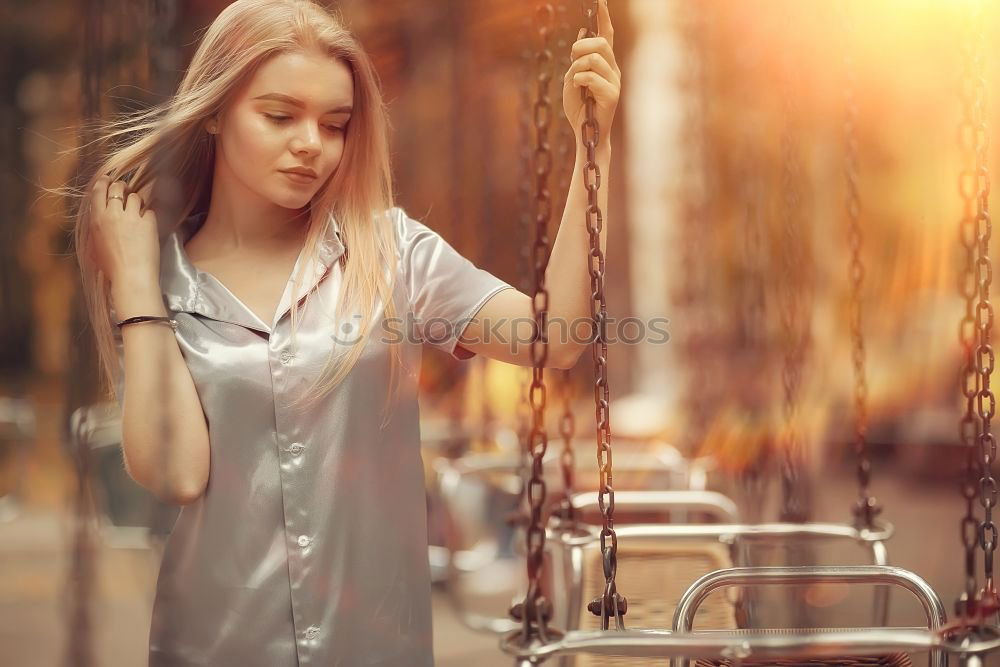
111;207;515;666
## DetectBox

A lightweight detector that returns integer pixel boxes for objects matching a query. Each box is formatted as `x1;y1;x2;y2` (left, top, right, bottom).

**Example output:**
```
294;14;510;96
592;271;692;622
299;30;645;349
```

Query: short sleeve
394;208;516;360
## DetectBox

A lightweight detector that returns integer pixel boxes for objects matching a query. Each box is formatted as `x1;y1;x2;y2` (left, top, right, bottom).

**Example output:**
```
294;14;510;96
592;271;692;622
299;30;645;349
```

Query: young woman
74;0;619;664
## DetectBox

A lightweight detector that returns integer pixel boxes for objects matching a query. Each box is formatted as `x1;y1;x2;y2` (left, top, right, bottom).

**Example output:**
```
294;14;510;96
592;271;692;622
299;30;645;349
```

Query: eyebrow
252;92;353;114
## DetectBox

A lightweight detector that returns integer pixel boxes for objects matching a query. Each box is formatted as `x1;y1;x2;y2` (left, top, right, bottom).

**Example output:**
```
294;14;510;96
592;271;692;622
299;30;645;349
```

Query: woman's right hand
90;175;161;288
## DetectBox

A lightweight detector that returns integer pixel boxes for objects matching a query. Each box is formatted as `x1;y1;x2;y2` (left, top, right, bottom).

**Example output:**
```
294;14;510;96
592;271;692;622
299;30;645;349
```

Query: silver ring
108;195;124;203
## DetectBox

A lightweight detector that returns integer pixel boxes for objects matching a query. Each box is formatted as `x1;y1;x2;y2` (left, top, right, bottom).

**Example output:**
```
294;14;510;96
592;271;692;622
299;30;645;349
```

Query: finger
91;175;111;215
598;0;614;49
125;192;144;217
107;179;126;210
565;52;619;89
571;37;619;75
571;71;618;105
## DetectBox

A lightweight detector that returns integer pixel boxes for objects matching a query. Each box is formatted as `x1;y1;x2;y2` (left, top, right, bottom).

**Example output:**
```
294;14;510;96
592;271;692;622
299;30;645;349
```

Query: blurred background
2;0;1000;665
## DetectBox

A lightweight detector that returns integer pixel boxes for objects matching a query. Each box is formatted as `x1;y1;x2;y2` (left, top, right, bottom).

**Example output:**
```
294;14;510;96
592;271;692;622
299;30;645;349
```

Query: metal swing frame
499;564;953;667
433;440;725;634
547;518;895;635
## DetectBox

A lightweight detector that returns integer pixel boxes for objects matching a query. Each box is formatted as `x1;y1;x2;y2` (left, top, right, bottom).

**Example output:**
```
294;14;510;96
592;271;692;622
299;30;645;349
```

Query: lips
280;167;317;179
280;169;317;185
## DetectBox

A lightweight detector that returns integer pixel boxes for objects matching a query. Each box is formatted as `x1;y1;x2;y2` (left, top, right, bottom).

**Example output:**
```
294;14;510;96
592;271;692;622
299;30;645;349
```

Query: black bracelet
117;315;178;332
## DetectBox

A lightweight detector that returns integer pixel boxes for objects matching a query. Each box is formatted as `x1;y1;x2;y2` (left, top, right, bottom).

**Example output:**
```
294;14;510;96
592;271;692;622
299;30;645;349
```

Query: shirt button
305;626;320;640
288;442;304;456
297;535;312;548
279;350;294;364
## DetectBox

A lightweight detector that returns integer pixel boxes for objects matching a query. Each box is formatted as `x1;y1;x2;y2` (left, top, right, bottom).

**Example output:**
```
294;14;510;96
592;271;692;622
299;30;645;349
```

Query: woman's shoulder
386;206;443;250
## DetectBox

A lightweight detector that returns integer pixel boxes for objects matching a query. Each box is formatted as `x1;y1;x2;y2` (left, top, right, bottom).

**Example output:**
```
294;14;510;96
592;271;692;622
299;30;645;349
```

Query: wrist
575;140;612;167
112;269;160;294
111;278;166;320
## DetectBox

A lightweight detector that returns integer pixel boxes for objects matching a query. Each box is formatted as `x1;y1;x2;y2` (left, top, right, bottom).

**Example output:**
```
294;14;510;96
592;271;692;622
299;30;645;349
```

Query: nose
290;121;322;155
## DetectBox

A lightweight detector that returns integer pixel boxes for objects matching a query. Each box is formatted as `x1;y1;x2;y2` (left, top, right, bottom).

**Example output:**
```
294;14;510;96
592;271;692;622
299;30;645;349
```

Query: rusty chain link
573;0;625;630
557;372;576;515
956;2;984;617
673;4;715;462
551;0;578;525
777;22;812;524
961;0;999;612
509;0;556;643
556;0;576;202
842;2;879;531
67;4;105;666
512;11;535;532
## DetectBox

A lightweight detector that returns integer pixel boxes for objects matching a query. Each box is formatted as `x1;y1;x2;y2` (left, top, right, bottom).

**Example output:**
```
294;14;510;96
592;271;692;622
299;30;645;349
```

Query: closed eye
264;114;344;133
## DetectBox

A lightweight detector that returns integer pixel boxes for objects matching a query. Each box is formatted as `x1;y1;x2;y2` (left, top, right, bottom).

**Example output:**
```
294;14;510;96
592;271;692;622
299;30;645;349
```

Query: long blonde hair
66;0;402;423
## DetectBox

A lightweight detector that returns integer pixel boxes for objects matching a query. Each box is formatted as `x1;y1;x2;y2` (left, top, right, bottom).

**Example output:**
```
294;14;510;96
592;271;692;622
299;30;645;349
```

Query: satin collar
159;210;346;334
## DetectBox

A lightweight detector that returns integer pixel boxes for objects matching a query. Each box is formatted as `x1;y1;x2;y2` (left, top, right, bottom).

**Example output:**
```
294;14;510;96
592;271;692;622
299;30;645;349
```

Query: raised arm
457;0;618;369
94;175;210;505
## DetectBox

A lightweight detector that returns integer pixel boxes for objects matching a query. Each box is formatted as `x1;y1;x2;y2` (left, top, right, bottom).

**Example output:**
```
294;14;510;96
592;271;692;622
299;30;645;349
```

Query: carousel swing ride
434;1;1000;666
60;1;1000;666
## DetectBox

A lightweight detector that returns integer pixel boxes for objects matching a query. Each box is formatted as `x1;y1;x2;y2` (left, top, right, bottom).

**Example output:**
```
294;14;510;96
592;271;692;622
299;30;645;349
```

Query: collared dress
111;207;515;666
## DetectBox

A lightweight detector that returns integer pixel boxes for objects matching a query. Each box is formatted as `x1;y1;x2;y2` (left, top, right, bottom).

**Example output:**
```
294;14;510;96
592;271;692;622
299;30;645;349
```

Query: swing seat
432;445;716;634
674;567;945;667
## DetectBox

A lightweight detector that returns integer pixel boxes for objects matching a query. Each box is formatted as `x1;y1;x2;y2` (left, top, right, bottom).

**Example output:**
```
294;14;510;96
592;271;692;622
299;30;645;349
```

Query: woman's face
212;50;354;210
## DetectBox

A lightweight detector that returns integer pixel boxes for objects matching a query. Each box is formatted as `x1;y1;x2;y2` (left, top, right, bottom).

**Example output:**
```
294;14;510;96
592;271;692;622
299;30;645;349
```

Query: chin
269;191;316;210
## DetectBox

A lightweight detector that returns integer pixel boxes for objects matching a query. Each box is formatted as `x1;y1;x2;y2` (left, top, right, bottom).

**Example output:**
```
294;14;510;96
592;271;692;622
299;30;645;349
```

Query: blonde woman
74;0;619;664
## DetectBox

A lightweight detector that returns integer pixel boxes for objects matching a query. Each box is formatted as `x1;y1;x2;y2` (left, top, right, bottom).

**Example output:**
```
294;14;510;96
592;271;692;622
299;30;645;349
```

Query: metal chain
735;39;771;517
574;0;625;630
513;11;535;529
66;1;108;665
957;1;983;616
554;368;577;521
842;1;879;531
963;0;999;609
555;0;577;207
552;0;578;524
509;0;556;643
777;23;812;524
517;11;536;298
673;3;713;459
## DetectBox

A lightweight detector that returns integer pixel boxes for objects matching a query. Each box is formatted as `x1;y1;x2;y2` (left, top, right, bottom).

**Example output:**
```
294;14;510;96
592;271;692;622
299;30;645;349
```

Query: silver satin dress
112;207;514;666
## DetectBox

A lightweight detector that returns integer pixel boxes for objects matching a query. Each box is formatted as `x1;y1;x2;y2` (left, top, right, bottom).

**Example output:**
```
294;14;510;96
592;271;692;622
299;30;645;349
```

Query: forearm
113;276;209;505
544;140;612;364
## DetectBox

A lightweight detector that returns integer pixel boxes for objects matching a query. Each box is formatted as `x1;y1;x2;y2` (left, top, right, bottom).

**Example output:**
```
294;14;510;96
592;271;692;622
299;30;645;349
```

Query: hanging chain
557;372;576;514
777;22;811;524
575;0;625;630
552;0;578;524
735;44;771;499
509;0;556;642
961;0;999;611
674;3;714;460
957;1;984;617
512;11;535;529
842;2;879;531
555;0;576;202
67;2;108;665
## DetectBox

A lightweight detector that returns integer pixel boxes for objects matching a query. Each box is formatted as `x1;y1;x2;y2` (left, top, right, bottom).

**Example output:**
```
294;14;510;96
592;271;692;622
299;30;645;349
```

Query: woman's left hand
563;0;619;148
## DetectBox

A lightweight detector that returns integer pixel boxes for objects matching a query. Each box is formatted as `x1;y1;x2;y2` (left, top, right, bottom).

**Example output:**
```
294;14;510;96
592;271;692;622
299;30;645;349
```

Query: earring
207;122;218;134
